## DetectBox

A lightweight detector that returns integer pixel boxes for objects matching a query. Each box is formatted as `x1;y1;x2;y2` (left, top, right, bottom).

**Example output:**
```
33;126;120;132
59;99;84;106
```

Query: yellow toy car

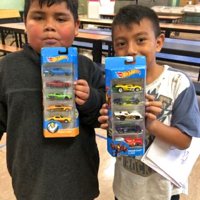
113;84;142;93
47;115;72;123
47;104;72;112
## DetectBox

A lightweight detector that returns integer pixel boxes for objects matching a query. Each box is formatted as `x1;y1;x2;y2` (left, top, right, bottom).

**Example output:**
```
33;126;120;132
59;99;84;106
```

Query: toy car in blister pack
105;56;146;157
41;47;79;138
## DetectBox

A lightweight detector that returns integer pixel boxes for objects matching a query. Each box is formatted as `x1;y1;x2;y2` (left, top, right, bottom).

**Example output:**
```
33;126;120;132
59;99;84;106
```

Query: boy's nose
44;19;56;31
127;43;138;56
44;26;55;31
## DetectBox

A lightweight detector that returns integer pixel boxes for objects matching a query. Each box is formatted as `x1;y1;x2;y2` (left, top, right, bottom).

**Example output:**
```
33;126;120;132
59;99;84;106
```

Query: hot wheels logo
47;55;68;62
116;69;140;78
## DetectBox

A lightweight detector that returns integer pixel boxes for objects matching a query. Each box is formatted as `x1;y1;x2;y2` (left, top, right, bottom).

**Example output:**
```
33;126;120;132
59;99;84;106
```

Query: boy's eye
31;14;44;21
55;14;70;23
137;37;146;44
115;41;126;48
56;17;67;22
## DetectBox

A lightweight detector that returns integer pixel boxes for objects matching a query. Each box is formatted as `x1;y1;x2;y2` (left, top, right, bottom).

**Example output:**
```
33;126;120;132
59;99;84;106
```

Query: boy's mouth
43;38;58;45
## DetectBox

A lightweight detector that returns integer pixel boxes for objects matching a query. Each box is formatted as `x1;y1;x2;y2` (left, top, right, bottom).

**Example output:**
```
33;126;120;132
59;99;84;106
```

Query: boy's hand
145;94;162;131
98;104;109;129
74;79;90;105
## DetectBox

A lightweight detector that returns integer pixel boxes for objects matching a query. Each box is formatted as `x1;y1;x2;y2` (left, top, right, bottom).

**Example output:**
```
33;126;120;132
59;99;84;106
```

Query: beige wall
0;0;24;10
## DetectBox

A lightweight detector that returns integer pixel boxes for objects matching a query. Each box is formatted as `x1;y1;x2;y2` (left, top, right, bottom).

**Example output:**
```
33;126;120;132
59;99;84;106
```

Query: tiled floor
95;129;115;200
0;130;115;200
0;128;116;200
1;129;200;200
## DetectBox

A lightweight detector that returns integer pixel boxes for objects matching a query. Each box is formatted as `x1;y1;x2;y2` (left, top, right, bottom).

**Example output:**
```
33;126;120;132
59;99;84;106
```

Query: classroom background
0;0;200;200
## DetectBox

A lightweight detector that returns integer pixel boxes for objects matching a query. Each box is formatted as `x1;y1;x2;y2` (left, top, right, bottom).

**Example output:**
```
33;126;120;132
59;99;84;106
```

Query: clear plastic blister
41;47;79;138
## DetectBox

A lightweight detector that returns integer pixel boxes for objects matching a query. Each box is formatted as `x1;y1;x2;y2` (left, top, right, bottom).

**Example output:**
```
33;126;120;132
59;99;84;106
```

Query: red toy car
46;80;71;88
124;137;143;147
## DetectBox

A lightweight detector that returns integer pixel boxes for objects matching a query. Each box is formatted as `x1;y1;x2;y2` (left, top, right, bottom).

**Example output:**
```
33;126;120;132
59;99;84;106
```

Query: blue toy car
43;67;72;76
115;124;142;134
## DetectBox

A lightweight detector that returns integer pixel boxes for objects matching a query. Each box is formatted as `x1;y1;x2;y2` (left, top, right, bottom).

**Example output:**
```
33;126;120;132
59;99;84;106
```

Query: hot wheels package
105;56;146;157
41;47;79;138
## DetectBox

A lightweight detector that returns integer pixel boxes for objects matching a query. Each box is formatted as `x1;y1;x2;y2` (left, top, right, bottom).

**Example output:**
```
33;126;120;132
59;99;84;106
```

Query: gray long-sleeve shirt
0;45;105;200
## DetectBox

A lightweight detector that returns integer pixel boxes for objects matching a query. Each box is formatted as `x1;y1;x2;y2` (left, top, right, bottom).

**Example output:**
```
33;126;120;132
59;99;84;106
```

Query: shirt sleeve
171;79;200;138
76;55;106;127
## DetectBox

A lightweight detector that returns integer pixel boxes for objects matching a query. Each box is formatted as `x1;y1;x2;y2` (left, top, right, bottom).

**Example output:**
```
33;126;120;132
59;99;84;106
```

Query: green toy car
47;93;72;100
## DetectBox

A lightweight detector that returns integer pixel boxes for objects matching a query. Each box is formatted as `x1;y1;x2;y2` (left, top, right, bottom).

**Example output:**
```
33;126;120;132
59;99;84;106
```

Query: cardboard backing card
41;47;79;138
105;56;146;157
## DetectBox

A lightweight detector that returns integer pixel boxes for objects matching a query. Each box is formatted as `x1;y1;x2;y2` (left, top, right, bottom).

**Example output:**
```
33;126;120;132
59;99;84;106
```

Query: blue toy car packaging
105;56;146;157
41;47;79;138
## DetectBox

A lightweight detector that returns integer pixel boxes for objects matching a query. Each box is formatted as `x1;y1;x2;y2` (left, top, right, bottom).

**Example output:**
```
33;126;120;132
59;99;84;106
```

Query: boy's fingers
100;124;109;129
98;115;108;123
145;112;157;120
99;109;108;115
75;79;88;86
102;103;108;108
145;100;162;107
146;106;162;114
99;104;109;115
145;94;155;101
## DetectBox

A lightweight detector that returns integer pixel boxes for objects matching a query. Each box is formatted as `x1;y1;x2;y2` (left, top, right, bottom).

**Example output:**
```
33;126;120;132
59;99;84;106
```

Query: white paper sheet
141;137;200;192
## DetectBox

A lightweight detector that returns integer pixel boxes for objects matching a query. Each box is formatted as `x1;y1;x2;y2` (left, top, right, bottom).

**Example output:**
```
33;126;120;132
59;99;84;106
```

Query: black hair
24;0;79;21
112;5;161;38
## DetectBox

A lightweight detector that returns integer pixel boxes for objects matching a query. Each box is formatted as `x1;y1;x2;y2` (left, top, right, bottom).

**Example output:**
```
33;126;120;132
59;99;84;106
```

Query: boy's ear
156;33;165;52
24;21;27;34
74;20;80;36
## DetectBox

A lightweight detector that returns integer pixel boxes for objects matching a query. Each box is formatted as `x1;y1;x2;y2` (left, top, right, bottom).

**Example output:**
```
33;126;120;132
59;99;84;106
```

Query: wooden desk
100;13;115;19
79;18;112;29
100;14;183;22
80;18;200;39
0;22;25;33
0;23;110;63
0;9;20;19
1;22;200;63
161;37;200;58
76;30;111;63
158;15;183;23
0;22;25;47
160;22;200;37
155;11;184;17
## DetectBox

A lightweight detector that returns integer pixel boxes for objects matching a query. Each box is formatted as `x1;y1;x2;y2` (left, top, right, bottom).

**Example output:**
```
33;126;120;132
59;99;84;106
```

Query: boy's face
25;1;79;53
113;18;164;68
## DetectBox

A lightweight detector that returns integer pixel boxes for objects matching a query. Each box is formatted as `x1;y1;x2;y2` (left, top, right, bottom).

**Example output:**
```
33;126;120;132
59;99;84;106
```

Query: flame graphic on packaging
47;55;68;62
116;69;140;78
